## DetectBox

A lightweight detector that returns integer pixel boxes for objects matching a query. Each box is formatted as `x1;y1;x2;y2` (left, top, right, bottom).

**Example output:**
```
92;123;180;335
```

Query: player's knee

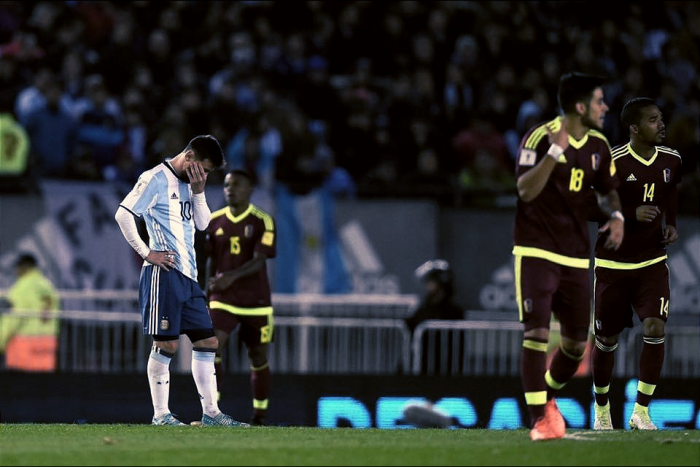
560;336;587;358
248;345;267;367
642;317;665;338
595;334;619;347
154;339;179;355
523;327;549;341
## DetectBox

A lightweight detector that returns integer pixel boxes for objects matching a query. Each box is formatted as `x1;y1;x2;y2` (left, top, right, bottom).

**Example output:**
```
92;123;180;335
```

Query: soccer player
205;169;276;426
115;134;249;427
591;98;682;431
512;72;624;441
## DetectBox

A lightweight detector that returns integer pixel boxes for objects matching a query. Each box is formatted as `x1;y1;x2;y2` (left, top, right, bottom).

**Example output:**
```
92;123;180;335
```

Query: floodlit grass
0;424;698;466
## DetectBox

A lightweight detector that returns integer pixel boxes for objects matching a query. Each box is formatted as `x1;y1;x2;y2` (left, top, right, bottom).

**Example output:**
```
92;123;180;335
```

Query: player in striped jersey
512;72;625;441
591;98;682;431
205;169;276;426
115;135;249;427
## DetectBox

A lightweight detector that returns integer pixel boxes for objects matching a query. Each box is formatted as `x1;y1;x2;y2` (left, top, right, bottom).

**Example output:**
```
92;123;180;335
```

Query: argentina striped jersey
119;159;205;281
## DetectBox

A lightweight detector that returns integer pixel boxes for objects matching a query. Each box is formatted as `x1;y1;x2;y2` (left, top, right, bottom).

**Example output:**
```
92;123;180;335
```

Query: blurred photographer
406;259;464;375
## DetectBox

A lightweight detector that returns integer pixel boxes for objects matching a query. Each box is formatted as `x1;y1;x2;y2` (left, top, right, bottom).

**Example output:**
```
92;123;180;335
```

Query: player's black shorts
515;256;591;337
209;308;274;348
594;261;670;337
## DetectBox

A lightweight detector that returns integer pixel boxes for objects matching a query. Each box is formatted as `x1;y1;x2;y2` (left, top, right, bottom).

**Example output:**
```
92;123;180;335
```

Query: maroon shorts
594;261;670;337
515;256;591;339
209;309;274;347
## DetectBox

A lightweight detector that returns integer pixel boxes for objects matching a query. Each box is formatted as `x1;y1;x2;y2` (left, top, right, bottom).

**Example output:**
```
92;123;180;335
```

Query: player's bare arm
208;253;268;293
596;189;624;250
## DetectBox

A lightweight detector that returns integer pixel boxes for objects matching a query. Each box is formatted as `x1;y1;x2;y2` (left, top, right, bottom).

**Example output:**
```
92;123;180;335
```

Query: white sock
147;347;172;418
192;349;220;417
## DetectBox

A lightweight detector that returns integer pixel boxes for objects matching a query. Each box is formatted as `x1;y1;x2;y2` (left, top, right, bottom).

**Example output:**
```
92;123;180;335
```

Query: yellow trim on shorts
209;302;273;316
594;254;666;270
513;246;589;269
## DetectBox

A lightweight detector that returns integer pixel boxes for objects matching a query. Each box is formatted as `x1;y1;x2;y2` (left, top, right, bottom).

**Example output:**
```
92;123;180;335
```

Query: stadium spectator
23;75;78;179
4;1;699;214
205;168;277;426
73;74;125;181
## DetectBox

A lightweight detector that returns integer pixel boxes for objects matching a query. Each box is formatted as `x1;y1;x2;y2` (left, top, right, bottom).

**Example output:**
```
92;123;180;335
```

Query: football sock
214;354;224;399
545;345;582;399
521;338;548;426
192;348;220;417
637;335;664;406
592;337;617;406
251;362;270;417
148;346;174;418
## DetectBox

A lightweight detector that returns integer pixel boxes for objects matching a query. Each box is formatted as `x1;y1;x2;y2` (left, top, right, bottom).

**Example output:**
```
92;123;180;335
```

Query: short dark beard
581;113;603;132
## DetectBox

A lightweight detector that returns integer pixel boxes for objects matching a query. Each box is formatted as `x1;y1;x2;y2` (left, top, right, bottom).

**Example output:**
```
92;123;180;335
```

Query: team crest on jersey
663;168;671;183
591;153;600;171
160;317;170;331
135;179;146;195
519;149;537;166
245;225;253;238
523;298;533;314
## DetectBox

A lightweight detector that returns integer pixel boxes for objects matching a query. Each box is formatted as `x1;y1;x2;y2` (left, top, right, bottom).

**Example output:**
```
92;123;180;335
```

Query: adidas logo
626;174;637;181
171;193;178;199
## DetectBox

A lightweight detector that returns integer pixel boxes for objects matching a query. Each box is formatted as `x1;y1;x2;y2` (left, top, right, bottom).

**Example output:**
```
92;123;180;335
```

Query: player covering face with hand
115;134;249;427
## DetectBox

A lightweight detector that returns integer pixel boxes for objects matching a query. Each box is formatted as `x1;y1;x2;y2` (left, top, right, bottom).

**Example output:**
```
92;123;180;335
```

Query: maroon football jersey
514;117;619;262
595;143;682;265
206;204;276;308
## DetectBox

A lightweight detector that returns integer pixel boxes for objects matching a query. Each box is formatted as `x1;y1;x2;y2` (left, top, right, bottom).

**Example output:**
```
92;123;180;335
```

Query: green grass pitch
0;424;698;466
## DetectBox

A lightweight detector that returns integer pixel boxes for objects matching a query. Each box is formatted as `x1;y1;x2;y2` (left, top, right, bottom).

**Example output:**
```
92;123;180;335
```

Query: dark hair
620;97;657;130
186;135;225;168
14;253;37;268
228;168;255;184
557;72;607;114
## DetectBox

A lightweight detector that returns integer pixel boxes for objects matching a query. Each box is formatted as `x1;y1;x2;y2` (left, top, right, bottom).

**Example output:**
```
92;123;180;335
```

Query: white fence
2;290;699;378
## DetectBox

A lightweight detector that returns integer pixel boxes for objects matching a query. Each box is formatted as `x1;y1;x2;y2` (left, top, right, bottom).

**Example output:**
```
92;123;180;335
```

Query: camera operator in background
406;259;464;375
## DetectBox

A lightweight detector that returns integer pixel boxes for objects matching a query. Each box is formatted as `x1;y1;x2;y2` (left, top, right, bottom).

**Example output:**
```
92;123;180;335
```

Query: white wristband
547;143;564;161
611;210;624;222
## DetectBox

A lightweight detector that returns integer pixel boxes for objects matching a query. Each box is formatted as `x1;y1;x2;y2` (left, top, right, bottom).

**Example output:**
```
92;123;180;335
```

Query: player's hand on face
187;161;207;194
636;205;660;222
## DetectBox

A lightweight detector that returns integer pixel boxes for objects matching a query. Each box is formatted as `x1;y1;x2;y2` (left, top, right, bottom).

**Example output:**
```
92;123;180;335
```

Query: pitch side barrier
412;319;700;379
1;290;698;378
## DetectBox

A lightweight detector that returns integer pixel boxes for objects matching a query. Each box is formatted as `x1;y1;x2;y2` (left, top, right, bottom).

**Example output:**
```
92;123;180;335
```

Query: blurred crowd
1;1;698;212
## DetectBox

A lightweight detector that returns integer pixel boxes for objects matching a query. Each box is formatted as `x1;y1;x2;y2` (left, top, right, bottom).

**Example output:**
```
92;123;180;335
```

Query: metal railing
411;319;700;379
2;290;698;378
